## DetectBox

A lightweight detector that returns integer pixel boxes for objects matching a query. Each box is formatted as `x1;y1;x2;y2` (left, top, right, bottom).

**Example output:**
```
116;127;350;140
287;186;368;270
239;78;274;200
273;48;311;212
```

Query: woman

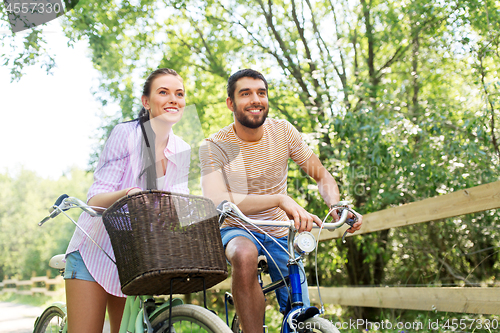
64;68;190;333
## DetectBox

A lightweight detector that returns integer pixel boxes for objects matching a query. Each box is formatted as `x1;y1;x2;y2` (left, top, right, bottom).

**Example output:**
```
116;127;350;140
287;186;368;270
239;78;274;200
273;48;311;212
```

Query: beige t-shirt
200;118;313;238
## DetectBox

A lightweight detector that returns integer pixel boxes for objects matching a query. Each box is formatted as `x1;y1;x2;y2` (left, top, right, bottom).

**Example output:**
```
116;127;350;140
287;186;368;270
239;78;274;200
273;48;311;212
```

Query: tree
0;169;92;279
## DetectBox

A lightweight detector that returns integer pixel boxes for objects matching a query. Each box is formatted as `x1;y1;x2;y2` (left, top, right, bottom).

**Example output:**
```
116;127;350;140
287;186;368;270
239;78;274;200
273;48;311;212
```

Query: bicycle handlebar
38;195;100;226
218;201;351;231
217;200;362;317
38;195;114;263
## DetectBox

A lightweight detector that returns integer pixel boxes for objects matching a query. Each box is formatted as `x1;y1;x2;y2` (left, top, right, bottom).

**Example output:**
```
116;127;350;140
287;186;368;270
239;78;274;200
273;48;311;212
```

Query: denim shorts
220;227;310;312
63;251;96;282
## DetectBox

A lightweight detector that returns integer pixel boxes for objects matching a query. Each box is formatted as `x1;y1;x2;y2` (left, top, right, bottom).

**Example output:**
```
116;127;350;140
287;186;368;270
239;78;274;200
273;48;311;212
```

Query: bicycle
33;192;234;333
217;201;359;333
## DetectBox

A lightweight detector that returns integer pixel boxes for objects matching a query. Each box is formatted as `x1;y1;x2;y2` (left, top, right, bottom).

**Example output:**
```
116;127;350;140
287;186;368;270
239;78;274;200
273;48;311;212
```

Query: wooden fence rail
308;287;500;316
315;180;500;241
0;273;65;297
311;180;500;315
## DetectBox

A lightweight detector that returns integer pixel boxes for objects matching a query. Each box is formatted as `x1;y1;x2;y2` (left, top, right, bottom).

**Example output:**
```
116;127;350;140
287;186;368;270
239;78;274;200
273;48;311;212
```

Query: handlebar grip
39;194;70;226
345;217;357;227
54;194;69;210
216;200;229;226
216;200;229;212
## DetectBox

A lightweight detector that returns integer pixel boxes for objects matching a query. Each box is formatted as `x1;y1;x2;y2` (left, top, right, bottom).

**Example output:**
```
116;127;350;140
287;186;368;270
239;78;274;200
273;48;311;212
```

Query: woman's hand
88;187;143;212
126;187;142;196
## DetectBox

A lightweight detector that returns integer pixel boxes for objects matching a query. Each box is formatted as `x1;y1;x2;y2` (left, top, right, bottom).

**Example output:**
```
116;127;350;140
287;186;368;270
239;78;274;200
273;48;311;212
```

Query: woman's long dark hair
138;68;182;190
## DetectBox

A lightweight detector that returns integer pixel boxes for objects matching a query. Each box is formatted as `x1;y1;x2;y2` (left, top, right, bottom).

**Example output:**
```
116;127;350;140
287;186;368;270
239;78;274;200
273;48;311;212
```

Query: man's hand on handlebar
278;195;323;233
330;204;363;234
346;211;362;233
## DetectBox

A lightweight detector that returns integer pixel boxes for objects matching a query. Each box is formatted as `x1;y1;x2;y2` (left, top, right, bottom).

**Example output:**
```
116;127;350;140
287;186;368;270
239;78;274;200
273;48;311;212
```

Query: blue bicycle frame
280;230;321;333
220;200;353;333
224;230;321;333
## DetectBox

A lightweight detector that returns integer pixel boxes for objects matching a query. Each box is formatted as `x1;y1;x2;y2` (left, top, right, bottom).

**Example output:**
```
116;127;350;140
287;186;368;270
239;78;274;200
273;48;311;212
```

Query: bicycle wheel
151;304;232;333
297;316;340;333
33;306;66;333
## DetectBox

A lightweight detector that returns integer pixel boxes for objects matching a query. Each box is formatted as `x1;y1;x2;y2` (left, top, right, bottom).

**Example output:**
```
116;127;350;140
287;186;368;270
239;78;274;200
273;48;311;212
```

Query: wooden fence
305;180;500;315
2;181;499;315
0;272;65;297
213;180;500;315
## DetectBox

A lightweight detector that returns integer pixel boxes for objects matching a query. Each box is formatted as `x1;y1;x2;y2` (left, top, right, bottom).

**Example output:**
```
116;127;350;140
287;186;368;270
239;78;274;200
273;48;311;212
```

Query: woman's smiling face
142;74;185;124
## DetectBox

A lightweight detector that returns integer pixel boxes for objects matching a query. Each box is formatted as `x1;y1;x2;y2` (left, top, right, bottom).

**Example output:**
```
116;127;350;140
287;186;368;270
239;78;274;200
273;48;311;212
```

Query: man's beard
234;104;269;129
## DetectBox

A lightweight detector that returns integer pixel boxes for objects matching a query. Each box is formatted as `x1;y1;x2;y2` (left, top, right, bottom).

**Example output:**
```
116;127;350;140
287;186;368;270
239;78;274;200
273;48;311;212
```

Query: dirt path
0;302;42;333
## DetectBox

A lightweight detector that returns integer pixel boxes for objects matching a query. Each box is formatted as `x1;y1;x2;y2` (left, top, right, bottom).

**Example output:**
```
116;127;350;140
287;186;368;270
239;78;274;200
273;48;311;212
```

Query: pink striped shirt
66;120;190;297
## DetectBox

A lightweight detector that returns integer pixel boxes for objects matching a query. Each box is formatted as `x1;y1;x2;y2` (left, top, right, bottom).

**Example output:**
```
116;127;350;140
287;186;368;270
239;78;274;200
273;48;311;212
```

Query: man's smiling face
229;77;269;129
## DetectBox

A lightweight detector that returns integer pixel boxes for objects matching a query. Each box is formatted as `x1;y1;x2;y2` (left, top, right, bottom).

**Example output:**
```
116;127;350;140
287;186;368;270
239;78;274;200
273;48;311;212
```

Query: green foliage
0;168;92;280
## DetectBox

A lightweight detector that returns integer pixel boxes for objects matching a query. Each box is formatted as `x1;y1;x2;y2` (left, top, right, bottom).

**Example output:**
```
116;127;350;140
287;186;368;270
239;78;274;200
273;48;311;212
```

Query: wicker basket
102;190;228;295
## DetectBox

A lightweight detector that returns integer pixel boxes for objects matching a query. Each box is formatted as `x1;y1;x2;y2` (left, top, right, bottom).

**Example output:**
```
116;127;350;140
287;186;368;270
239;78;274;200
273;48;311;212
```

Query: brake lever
339;208;358;243
39;194;70;226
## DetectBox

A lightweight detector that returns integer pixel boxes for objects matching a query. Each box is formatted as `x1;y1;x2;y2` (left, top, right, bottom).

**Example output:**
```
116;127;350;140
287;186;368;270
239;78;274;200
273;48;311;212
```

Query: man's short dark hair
227;69;268;101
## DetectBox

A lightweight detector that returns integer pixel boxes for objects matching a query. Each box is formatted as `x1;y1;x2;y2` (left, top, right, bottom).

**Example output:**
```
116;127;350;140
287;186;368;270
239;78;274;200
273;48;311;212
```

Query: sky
1;20;107;179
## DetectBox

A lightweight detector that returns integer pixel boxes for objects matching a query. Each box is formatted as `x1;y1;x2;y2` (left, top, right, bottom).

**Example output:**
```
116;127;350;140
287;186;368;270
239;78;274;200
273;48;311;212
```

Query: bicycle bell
293;232;316;254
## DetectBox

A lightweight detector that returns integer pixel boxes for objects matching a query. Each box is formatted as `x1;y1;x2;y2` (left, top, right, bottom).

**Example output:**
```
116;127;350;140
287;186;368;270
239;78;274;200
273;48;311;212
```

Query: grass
4;289;499;332
0;292;63;308
204;290;500;333
321;307;500;333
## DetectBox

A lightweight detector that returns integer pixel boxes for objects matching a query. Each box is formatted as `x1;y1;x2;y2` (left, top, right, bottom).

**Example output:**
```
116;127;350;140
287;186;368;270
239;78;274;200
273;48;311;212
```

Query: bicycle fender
48;302;67;313
148;297;183;320
282;306;320;333
295;306;320;323
135;308;144;333
33;303;67;332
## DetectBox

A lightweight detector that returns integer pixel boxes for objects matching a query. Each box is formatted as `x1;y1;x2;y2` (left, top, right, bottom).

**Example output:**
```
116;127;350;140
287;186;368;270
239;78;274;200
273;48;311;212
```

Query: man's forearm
205;191;285;216
317;174;341;207
300;154;341;207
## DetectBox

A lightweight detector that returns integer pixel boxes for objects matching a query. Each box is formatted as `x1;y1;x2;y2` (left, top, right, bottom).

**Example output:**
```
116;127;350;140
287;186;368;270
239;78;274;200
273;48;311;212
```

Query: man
200;69;362;333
